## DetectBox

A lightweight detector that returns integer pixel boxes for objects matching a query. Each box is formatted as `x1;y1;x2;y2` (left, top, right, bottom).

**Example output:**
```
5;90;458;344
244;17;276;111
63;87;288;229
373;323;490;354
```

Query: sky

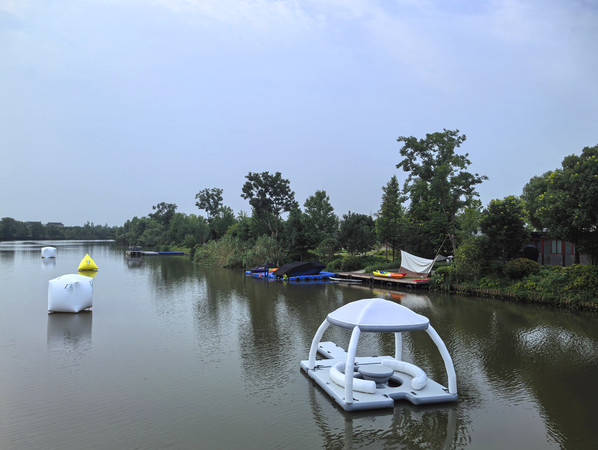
1;0;597;226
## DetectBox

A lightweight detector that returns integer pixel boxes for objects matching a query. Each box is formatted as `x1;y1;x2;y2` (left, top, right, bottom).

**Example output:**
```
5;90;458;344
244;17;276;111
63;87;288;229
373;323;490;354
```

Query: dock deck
334;272;430;287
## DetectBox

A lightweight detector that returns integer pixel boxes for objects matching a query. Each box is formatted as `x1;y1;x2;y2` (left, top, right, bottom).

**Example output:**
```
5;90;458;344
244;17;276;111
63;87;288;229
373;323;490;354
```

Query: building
529;231;591;266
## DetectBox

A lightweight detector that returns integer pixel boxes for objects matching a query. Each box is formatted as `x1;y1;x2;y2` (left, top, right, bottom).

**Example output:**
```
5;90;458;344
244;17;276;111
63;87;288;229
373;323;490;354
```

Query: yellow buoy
78;253;99;271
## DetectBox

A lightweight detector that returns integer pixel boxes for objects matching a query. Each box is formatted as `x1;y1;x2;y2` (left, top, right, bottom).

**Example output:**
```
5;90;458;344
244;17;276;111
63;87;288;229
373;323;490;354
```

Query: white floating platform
301;342;457;411
301;298;458;412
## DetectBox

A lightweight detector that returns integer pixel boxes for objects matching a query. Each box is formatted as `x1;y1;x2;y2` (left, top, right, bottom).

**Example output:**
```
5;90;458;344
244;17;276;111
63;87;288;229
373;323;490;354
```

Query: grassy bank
430;259;598;311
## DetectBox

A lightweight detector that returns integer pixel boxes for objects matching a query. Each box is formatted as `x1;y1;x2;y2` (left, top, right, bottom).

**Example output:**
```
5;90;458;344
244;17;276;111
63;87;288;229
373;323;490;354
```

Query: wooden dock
334;272;430;288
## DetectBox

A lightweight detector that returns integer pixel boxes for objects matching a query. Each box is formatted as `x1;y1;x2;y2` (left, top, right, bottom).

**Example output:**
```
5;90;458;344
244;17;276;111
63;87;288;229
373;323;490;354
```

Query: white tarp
400;250;436;277
41;247;56;258
48;274;93;313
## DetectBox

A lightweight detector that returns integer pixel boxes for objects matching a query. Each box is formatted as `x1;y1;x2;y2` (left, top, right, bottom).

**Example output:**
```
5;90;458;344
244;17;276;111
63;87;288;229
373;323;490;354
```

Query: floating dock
246;271;336;282
333;272;430;288
126;247;185;257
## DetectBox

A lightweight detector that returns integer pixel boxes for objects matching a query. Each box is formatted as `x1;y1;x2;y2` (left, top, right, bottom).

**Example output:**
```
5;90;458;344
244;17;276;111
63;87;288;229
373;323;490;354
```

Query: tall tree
534;145;598;263
195;188;224;219
303;190;338;248
480;196;529;261
376;175;404;261
522;172;552;230
149;202;177;226
396;129;488;254
240;171;296;240
338;212;376;255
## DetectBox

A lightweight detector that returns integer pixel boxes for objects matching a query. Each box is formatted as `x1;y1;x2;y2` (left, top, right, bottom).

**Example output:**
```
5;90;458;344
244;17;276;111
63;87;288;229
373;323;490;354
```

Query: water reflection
307;378;461;449
41;257;56;270
47;311;93;359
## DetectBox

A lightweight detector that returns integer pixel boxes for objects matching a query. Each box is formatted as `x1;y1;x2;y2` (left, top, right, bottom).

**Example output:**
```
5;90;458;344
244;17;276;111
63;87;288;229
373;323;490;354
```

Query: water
1;241;597;449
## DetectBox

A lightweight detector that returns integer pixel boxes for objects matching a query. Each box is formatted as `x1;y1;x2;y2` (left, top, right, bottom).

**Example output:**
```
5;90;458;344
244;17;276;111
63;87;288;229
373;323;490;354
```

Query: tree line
3;129;596;271
116;129;597;269
0;219;116;241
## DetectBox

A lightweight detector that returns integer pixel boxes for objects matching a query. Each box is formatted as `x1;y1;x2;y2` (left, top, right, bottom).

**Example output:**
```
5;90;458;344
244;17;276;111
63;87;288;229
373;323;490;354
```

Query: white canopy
327;298;429;332
400;250;436;277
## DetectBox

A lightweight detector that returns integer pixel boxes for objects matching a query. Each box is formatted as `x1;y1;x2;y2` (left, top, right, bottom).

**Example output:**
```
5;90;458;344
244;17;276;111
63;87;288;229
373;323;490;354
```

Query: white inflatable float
41;246;57;258
300;298;458;411
48;274;93;313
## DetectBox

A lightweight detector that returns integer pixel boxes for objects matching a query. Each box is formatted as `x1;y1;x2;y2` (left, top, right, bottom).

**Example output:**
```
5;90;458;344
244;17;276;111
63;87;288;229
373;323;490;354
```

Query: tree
195;188;224;218
283;206;311;261
522;172;552;230
376;175;404;261
240;171;296;240
396;129;488;255
210;206;237;240
338;212;376;255
534;145;598;263
303;190;338;248
480;196;529;261
149;202;177;226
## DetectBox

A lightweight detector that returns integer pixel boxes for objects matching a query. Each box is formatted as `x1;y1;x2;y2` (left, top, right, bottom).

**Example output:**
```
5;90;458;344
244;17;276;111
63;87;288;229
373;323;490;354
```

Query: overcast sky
2;0;597;226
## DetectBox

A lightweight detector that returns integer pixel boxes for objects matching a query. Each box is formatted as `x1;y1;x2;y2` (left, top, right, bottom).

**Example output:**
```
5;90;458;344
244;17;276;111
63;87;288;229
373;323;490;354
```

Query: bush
505;258;540;280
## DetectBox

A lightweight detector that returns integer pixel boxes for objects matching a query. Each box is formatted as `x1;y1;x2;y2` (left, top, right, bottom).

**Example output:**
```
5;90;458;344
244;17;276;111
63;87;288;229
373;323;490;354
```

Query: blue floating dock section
246;271;336;282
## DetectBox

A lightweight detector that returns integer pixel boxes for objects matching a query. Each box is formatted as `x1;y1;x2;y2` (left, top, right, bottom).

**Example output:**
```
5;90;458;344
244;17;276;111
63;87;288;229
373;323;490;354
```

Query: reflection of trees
436;293;598;448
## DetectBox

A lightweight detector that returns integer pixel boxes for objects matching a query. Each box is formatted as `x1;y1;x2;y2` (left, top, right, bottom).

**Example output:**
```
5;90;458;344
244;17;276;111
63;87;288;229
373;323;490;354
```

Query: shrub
505;258;540;280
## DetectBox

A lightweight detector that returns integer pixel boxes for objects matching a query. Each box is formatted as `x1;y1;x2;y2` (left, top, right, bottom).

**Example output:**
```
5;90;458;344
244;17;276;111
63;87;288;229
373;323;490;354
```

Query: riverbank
430;261;598;311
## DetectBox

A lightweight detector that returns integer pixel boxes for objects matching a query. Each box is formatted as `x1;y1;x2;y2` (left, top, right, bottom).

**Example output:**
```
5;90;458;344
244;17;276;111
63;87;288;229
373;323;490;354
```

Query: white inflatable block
48;274;93;313
41;247;57;258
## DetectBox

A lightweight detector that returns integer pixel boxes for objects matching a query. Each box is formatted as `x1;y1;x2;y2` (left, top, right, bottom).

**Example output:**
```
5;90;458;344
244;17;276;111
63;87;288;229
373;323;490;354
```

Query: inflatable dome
41;247;57;258
48;274;93;313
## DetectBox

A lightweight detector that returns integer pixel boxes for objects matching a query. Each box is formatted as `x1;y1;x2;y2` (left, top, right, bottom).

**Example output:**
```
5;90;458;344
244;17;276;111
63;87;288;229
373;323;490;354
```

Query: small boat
373;270;406;279
272;260;325;278
301;298;458;411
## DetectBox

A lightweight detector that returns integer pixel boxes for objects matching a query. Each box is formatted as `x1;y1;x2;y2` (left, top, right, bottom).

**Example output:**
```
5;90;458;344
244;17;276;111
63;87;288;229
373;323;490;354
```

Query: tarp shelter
272;260;325;278
41;247;56;258
48;274;93;313
399;250;437;278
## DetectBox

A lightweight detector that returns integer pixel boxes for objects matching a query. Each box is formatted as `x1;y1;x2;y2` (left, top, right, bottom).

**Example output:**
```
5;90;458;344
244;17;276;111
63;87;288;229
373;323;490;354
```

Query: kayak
373;270;407;279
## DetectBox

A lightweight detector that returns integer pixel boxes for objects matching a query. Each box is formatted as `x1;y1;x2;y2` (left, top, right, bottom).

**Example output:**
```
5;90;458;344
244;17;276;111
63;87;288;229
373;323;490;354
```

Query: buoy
48;273;93;313
78;253;99;271
41;247;57;258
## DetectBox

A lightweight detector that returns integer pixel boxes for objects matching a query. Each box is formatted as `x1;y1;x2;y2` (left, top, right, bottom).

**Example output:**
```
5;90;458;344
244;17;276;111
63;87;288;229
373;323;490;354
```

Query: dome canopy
326;298;429;332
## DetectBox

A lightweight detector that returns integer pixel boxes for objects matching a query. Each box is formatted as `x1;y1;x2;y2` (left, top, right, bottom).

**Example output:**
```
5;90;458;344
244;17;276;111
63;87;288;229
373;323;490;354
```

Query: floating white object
41;247;57;258
48;274;93;313
78;253;98;271
300;298;458;411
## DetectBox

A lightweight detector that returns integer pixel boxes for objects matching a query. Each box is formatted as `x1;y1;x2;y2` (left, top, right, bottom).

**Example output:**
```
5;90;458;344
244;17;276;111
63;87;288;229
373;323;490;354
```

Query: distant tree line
0;219;117;241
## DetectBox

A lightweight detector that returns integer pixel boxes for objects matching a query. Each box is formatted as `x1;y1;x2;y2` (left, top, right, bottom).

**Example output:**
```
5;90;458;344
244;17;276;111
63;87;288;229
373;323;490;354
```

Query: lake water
1;240;597;449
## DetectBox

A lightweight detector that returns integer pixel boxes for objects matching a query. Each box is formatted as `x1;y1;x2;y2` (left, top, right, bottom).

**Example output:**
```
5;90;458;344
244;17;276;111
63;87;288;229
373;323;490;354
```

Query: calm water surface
1;241;597;449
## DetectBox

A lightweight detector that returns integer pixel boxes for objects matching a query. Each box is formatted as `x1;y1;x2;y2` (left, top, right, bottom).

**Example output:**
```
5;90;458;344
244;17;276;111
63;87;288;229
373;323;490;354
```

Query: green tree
303;190;338;248
283;206;311;261
480;196;529;261
195;188;224;218
522;172;552;230
149;202;177;226
210;206;237;240
240;171;296;240
338;212;376;255
0;217;18;240
376;175;404;261
396;129;488;254
535;145;598;263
